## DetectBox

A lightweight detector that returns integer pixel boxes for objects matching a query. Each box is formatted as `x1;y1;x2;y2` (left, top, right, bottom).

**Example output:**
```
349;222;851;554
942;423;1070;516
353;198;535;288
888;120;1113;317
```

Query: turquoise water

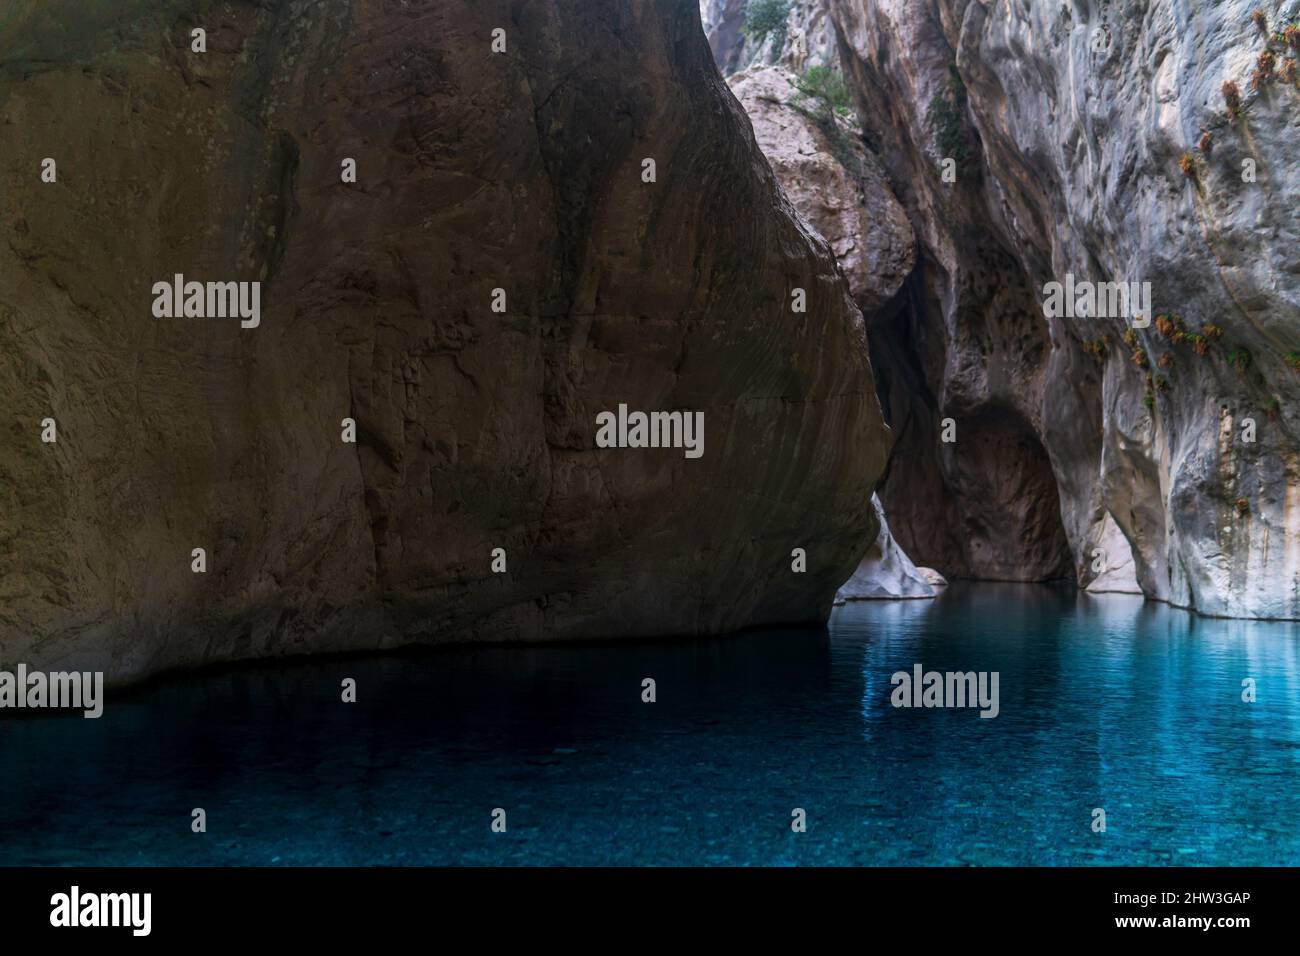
1;583;1297;865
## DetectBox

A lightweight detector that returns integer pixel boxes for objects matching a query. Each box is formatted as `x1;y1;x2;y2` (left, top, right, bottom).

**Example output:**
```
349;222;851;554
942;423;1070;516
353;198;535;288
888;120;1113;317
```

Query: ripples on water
1;583;1297;865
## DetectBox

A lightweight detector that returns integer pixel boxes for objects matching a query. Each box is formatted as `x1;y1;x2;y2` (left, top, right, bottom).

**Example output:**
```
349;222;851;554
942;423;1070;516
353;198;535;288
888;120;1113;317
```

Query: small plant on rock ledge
1251;51;1277;91
1284;351;1300;372
1227;346;1253;372
1252;9;1268;32
1223;81;1243;118
1283;58;1298;84
1286;24;1300;51
791;67;864;179
1185;331;1211;356
1081;337;1109;362
1201;323;1225;342
1132;347;1150;370
1156;312;1186;340
1157;351;1174;369
1199;131;1214;155
1236;497;1250;516
1142;390;1156;412
796;65;853;118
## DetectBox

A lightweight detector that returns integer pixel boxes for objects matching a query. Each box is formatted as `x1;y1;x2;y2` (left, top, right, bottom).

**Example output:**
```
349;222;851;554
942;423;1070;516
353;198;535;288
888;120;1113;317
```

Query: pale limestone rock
917;567;948;589
702;0;839;76
1085;513;1142;595
727;65;916;312
835;495;937;601
825;0;1300;616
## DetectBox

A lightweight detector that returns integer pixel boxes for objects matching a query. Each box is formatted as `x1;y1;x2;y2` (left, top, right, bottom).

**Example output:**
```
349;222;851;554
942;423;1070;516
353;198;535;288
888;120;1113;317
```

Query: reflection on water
1;583;1297;865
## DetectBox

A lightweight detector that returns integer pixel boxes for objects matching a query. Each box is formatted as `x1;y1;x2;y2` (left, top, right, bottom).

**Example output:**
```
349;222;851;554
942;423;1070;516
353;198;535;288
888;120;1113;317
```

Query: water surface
2;583;1297;865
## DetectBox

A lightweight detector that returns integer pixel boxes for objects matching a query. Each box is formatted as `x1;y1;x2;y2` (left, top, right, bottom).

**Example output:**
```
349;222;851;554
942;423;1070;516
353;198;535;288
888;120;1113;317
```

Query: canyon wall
725;61;941;599
821;0;1300;613
726;64;915;314
703;0;838;74
707;0;1300;615
0;0;890;683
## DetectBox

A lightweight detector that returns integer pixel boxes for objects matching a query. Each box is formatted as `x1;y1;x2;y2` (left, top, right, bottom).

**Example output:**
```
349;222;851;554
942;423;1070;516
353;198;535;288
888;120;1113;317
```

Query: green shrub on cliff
789;66;863;180
743;0;792;48
796;65;852;118
928;67;974;165
1227;346;1253;372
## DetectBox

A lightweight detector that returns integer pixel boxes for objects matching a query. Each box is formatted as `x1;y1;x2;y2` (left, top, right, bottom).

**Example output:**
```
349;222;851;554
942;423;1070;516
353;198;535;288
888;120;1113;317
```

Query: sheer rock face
727;66;915;312
701;0;752;73
702;0;838;75
826;0;1300;614
0;0;890;683
725;65;924;599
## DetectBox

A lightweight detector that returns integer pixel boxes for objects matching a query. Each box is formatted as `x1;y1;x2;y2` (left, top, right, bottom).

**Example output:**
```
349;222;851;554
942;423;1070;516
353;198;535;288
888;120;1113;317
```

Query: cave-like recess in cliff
867;310;1074;584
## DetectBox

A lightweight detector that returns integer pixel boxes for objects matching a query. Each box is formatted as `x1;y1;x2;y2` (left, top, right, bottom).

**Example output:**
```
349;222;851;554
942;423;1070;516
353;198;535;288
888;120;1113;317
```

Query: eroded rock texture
727;65;915;313
822;0;1300;613
834;493;939;601
0;0;889;682
702;0;837;75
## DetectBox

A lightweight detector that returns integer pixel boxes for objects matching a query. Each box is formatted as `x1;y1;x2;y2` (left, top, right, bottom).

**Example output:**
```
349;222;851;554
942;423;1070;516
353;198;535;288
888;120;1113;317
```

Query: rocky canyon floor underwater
2;583;1295;867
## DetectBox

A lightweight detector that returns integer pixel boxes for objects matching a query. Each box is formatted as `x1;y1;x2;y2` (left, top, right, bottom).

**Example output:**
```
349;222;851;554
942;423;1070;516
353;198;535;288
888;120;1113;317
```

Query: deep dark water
2;583;1298;865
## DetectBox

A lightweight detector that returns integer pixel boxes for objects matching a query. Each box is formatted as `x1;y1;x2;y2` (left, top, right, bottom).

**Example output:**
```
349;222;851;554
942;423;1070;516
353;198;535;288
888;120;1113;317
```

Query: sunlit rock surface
727;65;915;312
1086;513;1142;596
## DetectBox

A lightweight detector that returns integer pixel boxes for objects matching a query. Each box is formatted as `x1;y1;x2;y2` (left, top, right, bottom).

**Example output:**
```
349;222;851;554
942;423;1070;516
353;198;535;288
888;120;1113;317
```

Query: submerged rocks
0;0;890;682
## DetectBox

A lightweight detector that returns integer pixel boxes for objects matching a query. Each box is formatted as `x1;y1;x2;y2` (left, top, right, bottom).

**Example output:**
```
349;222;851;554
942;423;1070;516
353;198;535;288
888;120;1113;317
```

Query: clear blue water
2;583;1298;866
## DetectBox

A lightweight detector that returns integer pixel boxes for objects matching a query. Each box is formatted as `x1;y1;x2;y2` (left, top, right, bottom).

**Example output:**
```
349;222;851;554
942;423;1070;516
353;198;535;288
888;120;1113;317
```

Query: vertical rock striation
822;0;1300;614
